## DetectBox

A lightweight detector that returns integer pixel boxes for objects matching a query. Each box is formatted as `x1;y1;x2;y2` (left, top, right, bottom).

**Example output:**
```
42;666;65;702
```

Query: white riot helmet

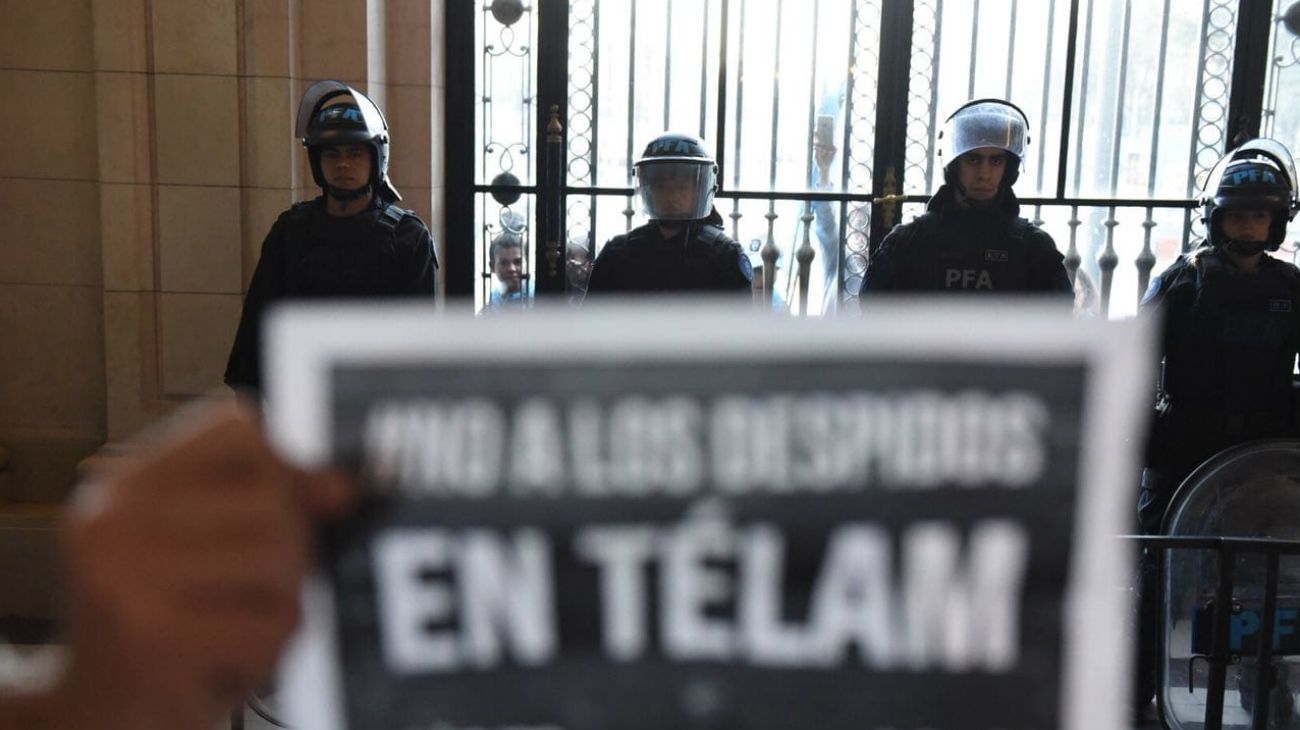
938;99;1030;191
633;132;718;221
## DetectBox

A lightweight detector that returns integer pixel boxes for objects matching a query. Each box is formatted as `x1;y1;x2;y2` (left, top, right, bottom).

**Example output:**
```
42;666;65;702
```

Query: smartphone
815;115;835;148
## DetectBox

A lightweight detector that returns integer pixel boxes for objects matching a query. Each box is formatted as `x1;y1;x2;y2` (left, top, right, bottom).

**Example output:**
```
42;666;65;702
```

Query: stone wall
0;0;447;619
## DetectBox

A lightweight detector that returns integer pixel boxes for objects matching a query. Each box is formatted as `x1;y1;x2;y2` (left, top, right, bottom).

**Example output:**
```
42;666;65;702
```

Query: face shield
940;101;1029;166
295;80;389;146
635;161;716;221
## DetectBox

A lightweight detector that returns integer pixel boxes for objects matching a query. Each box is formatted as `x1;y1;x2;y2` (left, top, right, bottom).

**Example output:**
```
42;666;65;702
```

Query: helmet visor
635;161;715;220
295;81;390;145
1203;139;1299;219
942;102;1028;162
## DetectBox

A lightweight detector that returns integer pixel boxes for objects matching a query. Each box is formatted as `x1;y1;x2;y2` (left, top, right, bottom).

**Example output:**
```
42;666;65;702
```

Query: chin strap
326;182;373;202
1224;239;1268;257
954;186;1004;210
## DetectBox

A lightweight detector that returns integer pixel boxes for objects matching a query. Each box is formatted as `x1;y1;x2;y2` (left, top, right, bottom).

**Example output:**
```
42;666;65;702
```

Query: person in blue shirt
485;229;528;311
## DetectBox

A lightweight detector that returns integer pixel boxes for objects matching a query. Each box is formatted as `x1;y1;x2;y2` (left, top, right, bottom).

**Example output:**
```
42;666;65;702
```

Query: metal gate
444;0;1300;316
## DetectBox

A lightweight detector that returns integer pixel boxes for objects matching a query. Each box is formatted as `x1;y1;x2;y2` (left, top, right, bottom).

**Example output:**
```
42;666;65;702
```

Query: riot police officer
1134;138;1300;717
225;81;438;394
861;99;1072;296
585;132;752;295
1139;138;1300;531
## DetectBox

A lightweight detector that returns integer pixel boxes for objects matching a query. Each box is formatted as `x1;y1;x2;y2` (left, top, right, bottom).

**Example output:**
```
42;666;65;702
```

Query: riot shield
1162;440;1300;729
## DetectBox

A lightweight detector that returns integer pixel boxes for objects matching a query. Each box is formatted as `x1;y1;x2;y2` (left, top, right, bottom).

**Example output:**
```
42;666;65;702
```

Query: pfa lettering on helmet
646;138;704;156
634;132;719;221
1228;167;1279;187
1201;138;1300;251
296;79;403;202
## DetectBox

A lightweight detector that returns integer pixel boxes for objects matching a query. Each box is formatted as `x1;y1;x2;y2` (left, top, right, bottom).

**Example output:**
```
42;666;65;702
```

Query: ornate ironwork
566;0;598;269
478;2;536;309
1189;0;1237;196
1094;0;1135;317
624;0;639;233
729;0;749;241
762;0;785;294
797;205;815;315
841;0;883;304
1137;209;1158;300
1065;206;1082;281
547;105;564;277
1098;209;1119;317
904;0;942;196
1263;0;1300;138
873;168;902;231
489;0;525;27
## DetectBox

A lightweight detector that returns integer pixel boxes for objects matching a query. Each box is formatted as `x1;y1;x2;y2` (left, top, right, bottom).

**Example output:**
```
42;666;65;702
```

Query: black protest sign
270;304;1147;730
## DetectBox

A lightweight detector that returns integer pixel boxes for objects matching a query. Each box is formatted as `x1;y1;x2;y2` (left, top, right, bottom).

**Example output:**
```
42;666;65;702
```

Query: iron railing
446;0;1288;311
1127;534;1300;730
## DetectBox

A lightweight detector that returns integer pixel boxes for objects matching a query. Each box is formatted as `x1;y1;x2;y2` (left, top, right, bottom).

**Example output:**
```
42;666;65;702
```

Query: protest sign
269;300;1151;730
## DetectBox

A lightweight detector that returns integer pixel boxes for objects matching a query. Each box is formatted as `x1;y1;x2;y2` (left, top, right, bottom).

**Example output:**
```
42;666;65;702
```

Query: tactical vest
603;222;748;290
279;200;415;297
905;212;1038;291
1169;252;1300;433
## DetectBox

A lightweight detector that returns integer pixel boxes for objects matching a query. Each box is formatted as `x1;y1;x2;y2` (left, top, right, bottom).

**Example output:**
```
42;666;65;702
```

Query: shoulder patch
377;203;412;231
738;249;754;282
1140;275;1163;305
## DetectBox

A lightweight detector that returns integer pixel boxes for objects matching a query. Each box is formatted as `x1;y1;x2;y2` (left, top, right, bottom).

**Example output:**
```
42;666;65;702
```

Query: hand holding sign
0;399;352;730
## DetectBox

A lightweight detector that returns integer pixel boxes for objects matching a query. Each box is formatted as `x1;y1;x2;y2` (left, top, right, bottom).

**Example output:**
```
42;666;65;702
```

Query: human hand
45;399;351;730
813;143;838;187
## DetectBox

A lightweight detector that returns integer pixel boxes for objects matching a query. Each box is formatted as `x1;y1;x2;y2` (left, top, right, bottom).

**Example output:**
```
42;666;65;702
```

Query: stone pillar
90;0;445;441
0;0;107;503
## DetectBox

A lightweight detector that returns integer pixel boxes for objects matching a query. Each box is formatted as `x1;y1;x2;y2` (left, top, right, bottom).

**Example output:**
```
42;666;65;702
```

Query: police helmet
1201;138;1300;251
295;80;402;201
634;132;718;221
938;99;1030;190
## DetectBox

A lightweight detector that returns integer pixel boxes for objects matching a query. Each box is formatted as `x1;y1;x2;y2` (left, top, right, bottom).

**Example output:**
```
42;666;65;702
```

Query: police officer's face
957;148;1008;202
320;144;372;191
493;246;524;293
1221;209;1273;243
651;179;697;217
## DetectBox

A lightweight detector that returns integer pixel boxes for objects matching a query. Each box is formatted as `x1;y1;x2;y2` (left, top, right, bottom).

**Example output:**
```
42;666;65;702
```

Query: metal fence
459;0;1300;314
1130;534;1300;730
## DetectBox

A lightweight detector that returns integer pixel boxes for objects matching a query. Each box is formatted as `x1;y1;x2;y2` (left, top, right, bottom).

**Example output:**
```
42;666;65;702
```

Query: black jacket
1141;247;1300;478
585;209;752;295
861;186;1072;296
225;196;438;393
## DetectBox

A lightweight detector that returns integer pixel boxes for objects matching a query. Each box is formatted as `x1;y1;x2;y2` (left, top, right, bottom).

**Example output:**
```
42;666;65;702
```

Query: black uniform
1132;247;1300;712
225;196;437;393
861;186;1072;295
1138;247;1300;530
585;210;752;295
